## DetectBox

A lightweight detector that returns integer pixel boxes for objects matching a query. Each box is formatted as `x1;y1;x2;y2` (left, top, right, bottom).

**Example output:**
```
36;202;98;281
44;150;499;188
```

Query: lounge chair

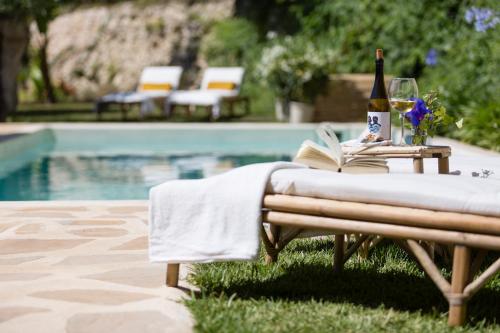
164;170;500;327
165;67;249;120
95;66;183;120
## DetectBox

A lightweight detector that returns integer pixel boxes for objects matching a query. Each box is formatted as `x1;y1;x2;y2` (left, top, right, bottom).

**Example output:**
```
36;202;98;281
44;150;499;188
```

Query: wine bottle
366;49;390;142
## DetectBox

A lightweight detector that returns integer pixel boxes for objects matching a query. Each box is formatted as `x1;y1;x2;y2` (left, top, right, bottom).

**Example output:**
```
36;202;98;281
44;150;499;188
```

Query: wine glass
388;78;418;146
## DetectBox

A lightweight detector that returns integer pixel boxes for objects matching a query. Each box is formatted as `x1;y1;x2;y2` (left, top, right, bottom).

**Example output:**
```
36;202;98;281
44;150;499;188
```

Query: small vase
275;98;290;121
289;101;315;123
411;127;428;146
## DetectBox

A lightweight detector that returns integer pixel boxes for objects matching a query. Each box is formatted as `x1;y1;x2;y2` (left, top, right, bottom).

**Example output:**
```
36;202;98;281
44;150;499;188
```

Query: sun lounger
163;169;500;327
165;67;249;119
95;66;183;120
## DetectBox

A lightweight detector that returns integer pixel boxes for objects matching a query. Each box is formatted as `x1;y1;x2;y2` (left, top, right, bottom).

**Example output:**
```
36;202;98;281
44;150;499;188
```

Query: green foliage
256;36;336;103
201;18;260;67
201;18;274;116
456;102;500;151
298;0;466;76
291;0;499;150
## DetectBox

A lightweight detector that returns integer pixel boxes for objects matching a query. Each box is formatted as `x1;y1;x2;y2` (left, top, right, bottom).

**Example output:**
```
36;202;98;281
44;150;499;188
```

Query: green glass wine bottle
366;49;391;141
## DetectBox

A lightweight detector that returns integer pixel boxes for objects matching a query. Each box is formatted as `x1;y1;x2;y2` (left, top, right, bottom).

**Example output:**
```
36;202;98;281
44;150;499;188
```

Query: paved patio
0;124;498;333
0;201;194;333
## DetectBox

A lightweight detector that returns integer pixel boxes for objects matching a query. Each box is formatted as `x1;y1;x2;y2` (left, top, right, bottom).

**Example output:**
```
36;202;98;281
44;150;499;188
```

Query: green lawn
11;102;276;122
186;239;500;333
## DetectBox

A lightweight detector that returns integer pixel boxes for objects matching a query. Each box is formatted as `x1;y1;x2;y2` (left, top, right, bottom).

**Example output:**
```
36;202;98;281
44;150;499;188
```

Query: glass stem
399;113;405;145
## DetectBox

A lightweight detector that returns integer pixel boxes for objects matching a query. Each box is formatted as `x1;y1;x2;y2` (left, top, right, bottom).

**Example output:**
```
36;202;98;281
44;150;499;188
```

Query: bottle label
367;112;391;141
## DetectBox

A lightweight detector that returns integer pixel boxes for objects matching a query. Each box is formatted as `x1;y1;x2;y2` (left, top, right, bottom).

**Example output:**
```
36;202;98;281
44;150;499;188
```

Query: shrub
292;0;499;149
256;36;335;103
455;103;500;151
200;18;275;116
200;18;260;67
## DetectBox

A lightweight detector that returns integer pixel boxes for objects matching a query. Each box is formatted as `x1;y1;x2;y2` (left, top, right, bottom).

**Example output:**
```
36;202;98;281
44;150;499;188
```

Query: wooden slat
342;145;451;158
263;195;500;236
263;211;500;251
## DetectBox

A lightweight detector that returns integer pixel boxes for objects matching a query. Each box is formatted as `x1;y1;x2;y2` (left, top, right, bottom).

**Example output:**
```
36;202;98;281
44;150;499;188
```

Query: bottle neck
375;59;384;79
371;59;387;99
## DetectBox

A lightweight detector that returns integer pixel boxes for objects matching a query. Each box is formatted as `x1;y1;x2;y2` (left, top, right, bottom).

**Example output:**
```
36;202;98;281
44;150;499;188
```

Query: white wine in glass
389;98;416;114
388;78;418;145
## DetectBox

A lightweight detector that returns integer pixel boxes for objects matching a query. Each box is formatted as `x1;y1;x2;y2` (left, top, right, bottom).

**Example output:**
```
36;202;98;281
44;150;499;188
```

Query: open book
293;124;389;173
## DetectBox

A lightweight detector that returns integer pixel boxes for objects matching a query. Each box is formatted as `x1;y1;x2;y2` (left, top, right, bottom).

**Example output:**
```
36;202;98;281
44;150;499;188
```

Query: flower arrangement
405;91;459;145
256;37;335;104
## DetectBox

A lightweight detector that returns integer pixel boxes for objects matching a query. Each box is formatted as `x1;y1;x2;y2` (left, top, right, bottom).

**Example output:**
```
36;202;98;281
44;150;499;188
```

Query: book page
316;124;344;166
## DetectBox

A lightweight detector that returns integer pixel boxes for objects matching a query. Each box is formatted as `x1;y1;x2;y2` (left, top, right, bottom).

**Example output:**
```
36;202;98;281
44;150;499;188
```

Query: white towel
149;162;304;263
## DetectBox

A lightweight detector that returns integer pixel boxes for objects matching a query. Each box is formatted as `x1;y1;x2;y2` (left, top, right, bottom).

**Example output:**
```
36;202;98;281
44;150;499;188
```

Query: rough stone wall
38;0;233;100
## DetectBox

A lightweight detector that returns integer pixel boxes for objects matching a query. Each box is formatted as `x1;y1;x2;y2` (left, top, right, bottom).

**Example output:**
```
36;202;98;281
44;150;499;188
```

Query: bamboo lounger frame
165;194;500;327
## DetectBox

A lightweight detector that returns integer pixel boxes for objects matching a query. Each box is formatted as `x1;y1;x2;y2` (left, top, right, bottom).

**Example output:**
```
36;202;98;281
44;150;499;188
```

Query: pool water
1;124;355;200
0;153;290;200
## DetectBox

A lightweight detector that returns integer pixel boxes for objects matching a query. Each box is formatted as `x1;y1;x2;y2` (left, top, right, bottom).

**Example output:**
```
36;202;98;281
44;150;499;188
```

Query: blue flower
465;7;499;32
406;98;431;127
425;48;438;66
465;8;476;23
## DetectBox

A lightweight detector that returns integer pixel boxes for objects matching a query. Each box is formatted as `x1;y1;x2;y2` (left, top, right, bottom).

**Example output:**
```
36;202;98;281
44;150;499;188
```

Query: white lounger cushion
98;66;183;114
168;90;238;106
139;66;183;90
267;169;500;217
200;67;245;91
166;67;245;118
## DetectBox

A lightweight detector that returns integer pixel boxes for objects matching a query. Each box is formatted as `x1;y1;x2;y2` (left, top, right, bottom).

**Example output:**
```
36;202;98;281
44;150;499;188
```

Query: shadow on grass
195;240;500;326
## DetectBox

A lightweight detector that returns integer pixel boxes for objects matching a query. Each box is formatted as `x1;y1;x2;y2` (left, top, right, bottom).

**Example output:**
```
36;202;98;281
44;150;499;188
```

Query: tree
0;2;30;121
0;0;60;122
31;0;59;103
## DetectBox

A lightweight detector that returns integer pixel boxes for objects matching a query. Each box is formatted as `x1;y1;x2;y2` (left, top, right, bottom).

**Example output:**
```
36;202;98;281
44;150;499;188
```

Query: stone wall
37;0;233;100
314;74;393;122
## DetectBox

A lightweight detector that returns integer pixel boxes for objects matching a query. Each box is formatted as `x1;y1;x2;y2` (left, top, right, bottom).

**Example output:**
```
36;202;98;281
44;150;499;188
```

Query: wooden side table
342;145;452;174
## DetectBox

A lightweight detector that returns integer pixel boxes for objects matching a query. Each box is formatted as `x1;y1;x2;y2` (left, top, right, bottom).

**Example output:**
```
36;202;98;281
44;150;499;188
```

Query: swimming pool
0;124;363;200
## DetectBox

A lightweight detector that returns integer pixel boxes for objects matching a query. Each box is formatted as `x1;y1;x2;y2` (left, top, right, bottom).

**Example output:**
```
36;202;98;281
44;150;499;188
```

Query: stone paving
0;201;194;333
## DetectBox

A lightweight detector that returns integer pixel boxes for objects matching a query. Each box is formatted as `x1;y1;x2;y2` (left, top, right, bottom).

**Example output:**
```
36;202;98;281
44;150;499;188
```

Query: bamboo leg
333;234;345;273
406;240;451;295
448;246;471;327
413;158;424;173
265;225;281;264
166;263;180;287
343;234;369;263
464;257;500;299
438;157;449;174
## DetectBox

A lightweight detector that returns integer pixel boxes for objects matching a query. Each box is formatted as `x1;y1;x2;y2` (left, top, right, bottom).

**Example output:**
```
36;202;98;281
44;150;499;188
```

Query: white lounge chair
165;67;249;120
95;66;183;120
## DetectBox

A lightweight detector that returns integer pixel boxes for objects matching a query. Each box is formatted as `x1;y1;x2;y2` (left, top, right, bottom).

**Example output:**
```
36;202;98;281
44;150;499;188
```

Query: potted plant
405;90;460;145
257;37;335;123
